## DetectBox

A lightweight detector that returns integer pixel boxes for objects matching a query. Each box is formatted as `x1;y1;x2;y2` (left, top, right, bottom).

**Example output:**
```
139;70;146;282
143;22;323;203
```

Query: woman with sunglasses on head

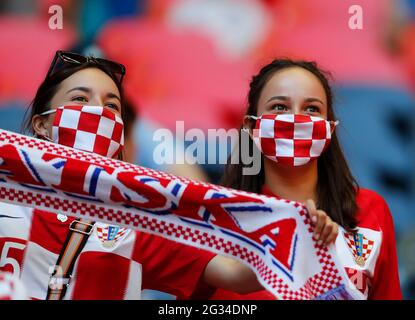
0;50;264;300
192;59;402;300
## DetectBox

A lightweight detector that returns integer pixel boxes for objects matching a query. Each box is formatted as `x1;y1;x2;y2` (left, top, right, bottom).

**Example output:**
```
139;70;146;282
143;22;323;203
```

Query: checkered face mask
40;105;124;158
247;114;338;166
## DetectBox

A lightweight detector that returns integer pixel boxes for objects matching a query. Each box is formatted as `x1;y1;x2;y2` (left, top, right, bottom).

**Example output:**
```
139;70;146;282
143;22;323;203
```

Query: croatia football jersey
192;187;402;300
0;202;215;300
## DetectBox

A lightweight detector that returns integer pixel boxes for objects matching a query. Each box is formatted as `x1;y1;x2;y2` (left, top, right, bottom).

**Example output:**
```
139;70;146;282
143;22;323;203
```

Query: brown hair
22;57;126;161
221;59;359;231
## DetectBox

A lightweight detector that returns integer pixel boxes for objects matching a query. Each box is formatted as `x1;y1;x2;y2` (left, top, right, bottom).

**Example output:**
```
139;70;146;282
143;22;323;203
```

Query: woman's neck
263;158;318;204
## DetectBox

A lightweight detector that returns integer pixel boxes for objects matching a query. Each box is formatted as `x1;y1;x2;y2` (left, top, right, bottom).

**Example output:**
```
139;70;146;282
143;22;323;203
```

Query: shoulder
356;188;390;212
354;188;393;230
356;188;387;204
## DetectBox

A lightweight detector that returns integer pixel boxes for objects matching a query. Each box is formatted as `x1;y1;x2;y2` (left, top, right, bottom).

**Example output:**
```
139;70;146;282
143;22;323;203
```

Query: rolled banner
0;129;362;300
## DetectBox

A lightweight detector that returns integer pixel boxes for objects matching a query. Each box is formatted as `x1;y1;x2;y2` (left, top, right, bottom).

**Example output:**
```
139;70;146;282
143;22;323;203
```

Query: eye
105;103;120;111
272;104;288;112
71;96;88;103
305;105;320;113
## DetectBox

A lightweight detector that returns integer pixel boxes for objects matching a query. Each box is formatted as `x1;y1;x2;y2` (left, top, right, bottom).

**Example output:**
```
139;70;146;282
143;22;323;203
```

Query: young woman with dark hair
200;59;402;300
0;50;264;300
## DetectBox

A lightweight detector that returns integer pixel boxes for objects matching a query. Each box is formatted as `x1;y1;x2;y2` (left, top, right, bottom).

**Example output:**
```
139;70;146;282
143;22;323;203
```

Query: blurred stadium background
0;0;414;299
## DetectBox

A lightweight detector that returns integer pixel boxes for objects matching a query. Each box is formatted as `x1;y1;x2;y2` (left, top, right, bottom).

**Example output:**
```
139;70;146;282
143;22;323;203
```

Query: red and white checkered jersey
199;188;402;300
0;203;215;300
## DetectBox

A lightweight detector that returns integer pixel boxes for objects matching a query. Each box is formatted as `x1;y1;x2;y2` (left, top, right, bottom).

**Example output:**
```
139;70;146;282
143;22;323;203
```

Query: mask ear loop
35;109;58;141
34;131;54;142
37;134;54;142
242;115;259;133
39;109;57;116
328;120;339;136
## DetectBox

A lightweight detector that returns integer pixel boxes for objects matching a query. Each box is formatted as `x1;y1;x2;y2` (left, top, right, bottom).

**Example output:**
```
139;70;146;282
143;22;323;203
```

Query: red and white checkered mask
40;105;124;158
248;114;338;166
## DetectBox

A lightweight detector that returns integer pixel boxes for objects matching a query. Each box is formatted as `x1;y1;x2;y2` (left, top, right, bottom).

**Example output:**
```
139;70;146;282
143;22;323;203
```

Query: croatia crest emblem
95;224;129;249
344;232;374;267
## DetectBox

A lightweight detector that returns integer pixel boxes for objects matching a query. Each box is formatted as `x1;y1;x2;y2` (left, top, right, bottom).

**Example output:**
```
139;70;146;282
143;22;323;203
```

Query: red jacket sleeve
368;194;402;300
135;232;215;298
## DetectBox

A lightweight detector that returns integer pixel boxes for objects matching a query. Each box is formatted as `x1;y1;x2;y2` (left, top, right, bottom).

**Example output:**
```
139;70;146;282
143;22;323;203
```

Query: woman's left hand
305;199;339;246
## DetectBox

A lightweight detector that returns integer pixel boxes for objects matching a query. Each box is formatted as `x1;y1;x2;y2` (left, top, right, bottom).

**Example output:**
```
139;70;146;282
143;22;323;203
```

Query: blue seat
334;85;415;234
0;103;27;134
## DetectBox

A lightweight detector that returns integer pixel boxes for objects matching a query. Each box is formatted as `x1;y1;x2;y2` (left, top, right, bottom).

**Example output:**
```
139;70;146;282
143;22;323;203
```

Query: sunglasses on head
46;50;126;84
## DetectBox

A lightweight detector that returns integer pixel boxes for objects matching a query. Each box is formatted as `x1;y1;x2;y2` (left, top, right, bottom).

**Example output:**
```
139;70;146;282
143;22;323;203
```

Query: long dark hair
22;59;126;160
221;59;359;231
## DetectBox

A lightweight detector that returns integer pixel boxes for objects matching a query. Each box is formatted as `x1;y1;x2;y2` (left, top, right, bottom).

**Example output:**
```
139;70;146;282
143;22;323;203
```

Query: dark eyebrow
106;92;121;102
66;87;121;102
267;96;324;105
66;87;91;95
305;97;324;105
267;96;290;103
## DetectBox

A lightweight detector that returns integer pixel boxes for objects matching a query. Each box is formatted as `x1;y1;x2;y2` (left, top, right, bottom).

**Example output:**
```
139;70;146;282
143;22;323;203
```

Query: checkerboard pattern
95;225;128;244
52;106;124;158
0;129;205;187
253;114;334;166
345;267;371;296
0;129;350;300
344;232;374;262
0;184;345;299
255;204;344;299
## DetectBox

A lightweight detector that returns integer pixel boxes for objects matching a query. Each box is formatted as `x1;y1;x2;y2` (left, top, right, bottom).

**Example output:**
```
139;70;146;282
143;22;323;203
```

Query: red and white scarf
0;129;362;300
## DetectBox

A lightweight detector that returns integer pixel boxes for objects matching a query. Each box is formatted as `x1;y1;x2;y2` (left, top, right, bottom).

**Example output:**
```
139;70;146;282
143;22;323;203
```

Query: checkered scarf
0;129;361;300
